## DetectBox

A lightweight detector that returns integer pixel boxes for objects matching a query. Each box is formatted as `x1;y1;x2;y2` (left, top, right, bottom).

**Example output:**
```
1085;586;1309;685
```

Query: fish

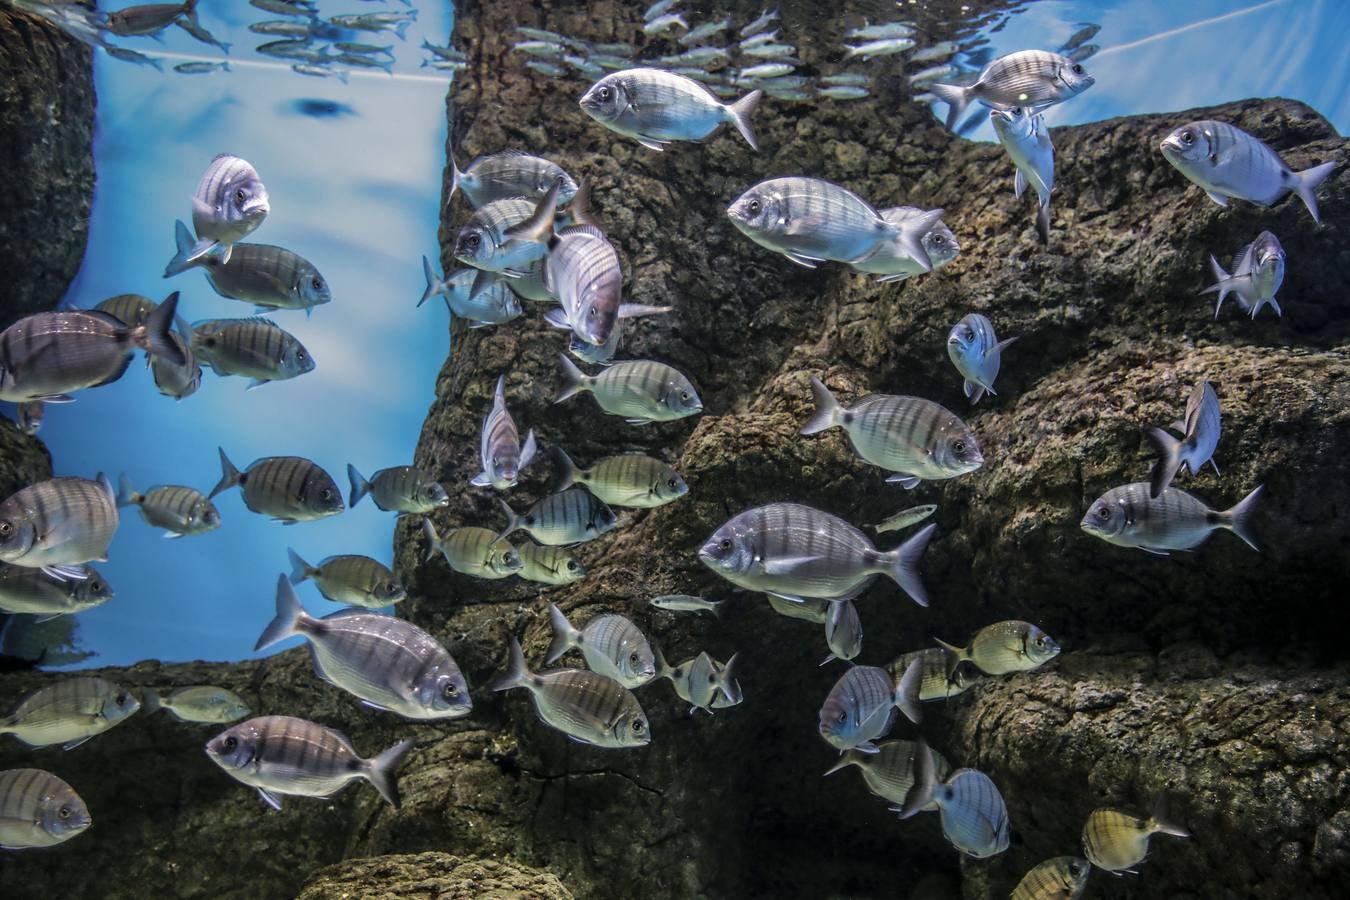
206;715;414;809
684;650;742;714
1159;120;1335;223
910;41;959;63
328;11;416;38
849;207;958;282
845;38;915;59
0;769;91;849
885;648;985;702
727;177;929;270
821;72;870;86
822;597;862;664
1081;482;1262;554
166;222;332;315
287;548;405;608
659;47;729;67
422;519;523;579
588;42;636;56
935;620;1061;677
513;27;573;44
498;488;618;547
738;30;779;51
291;63;346;81
115;475;220;538
740;42;797;59
1068;44;1099;63
1081;807;1189;871
766;593;830;623
336;53;394;73
643;0;679;22
175;154;270;271
1143;381;1221;499
1060;23;1101;53
258;39;331;62
517;543;586;586
513;40;567;58
0;295;182;402
579;68;762;152
737;62;796;81
150;318;202;400
190;317;314;388
928;50;1094;130
1201;231;1286;319
700;502;937;606
175;14;230;52
174;61;228;74
210;449;344;524
0;476;119;579
335;41;393;57
256;577;471;720
819;85;870;100
248;20;313;37
549;448;687;509
801;377;983;487
824;739;952;806
740;8;779;38
990;107;1055;243
648;594;719;616
347;465;449;515
546;604;657;688
847;21;914;40
679;17;730;46
897;740;1011;858
642;13;688;36
555;355;703;425
0;677;140;749
872;505;937;534
946;314;1016;405
525;61;565;77
251;0;316;15
105;1;192;37
818;660;924;752
15;400;43;435
419;262;524;326
489;637;650;748
470;375;538;491
143;686;249;724
0;563;112;617
542;220;626;347
452;186;559;281
909;64;957;86
1011;856;1091;900
93;293;157;326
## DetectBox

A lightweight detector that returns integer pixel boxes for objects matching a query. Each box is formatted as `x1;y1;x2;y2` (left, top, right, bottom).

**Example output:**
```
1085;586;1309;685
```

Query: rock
296;852;572;900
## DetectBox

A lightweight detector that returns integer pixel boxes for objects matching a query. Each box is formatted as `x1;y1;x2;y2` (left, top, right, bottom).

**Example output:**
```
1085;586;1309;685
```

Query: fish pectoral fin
1013;167;1028;200
767;592;806;604
246;379;271;390
1203;190;1229;207
875;272;910;283
273;518;299;526
783;251;821;268
61;736;94;751
469;472;493;487
760;555;822;575
1169;419;1186;433
635;136;668;152
885;474;923;489
818;654;838;666
33;393;76;403
40;564;92;582
162;531;184;539
855;741;880;755
542;308;572;329
1138;546;1171;556
257;788;283;811
360;700;393;712
624;418;653;427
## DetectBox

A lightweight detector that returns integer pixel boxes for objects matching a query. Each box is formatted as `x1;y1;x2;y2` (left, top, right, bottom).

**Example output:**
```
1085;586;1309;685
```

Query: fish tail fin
651;641;673;681
487;636;531;692
882;210;937;272
209;447;241;499
286;547;314;585
896;737;936;819
114;473;138;507
503;180;560;244
254;575;308;651
519;429;539;472
548;445;578;493
1035;200;1051;245
142;689;162;715
366;739;415;808
885;523;936;607
1149;796;1191;839
800;376;841;435
895;655;924;724
136;291;185;364
1290;160;1335;224
717;652;743;705
726;89;763;151
163;220;203;277
824;750;860;776
1201;254;1234;318
555;353;588;402
448;153;464;202
496;498;521;538
418;255;443;307
421;518;443;562
393;19;411;41
1142;425;1183;499
933;637;966;679
346;464;370;509
545;602;580;664
927;81;969;131
569;179;598;227
1221;484;1264;552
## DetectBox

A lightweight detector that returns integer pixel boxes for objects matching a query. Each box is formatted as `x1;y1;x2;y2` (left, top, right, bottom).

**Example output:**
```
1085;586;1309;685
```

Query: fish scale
1011;856;1091;900
0;768;90;849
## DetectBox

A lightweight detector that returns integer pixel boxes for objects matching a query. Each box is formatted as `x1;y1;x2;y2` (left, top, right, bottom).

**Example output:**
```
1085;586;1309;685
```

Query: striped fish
1082;807;1189;871
452;183;559;280
946;314;1016;405
822;597;862;664
818;661;923;752
150;318;202;400
550;448;687;508
727;177;930;270
205;715;414;809
0;295;182;402
699;502;937;606
105;1;192;36
210;449;344;524
543;222;624;347
546;604;656;688
489;637;649;748
166;153;269;274
1144;380;1221;499
801;377;983;488
0;563;112;617
287;548;405;608
0;676;140;749
191;317;315;388
418;263;524;327
990;107;1055;243
517;542;586;586
94;293;157;326
1011;856;1091;900
0;769;91;849
1081;482;1262;554
928;50;1094;130
555;355;703;425
898;739;1010;859
498;488;617;546
347;464;448;514
1160;120;1336;223
143;685;249;724
935;620;1060;677
422;519;523;579
471;375;537;491
1202;231;1286;319
448;149;578;209
872;504;937;534
0;476;120;578
256;577;471;720
169;222;331;314
652;645;742;710
849;207;958;283
885;647;984;702
116;475;220;538
579;68;762;151
824;739;952;806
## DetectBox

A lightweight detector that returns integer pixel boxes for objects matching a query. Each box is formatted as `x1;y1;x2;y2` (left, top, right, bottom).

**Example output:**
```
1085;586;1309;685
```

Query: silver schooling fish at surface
174;154;270;272
1201;231;1286;319
347;464;449;515
990;107;1055;244
1081;482;1262;554
1143;380;1221;498
471;374;538;491
546;604;658;688
928;50;1094;130
0;769;92;849
0;476;119;579
579;68;762;152
946;314;1017;405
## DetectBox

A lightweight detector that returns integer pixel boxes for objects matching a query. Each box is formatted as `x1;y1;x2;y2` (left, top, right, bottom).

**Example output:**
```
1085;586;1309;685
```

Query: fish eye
503;551;518;566
588;307;597;318
1180;130;1194;145
442;682;458;697
89;580;102;592
1071;63;1085;75
964;326;974;340
0;523;12;536
223;736;238;751
748;199;761;215
1035;636;1046;647
310;277;323;290
296;349;307;361
319;488;332;500
115;692;129;705
717;538;732;551
58;805;71;819
464;233;481;249
1069;861;1084;876
631;718;645;733
931;234;946;246
836;710;847;724
566;560;578;571
953;440;966;454
680;391;691;402
234;188;246;204
384;582;399;593
667;478;678;489
1095;504;1111;520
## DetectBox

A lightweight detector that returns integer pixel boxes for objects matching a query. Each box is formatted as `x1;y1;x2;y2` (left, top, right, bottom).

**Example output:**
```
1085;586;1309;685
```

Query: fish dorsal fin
321;608;376;621
240;317;282;329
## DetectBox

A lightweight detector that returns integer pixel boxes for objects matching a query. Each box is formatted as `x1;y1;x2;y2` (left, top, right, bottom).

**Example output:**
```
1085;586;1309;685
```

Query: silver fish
0;677;140;749
1012;856;1091;900
872;504;937;534
248;20;313;37
845;38;914;59
0;563;112;617
347;464;448;515
909;64;957;87
642;13;688;36
935;620;1060;677
847;21;914;40
555;355;703;425
0;769;91;849
1160;120;1335;222
737;62;796;81
15;400;43;435
291;63;346;81
929;50;1094;130
1068;44;1099;63
498;488;617;547
210;450;344;524
579;68;762;152
550;448;687;509
191;317;314;388
822;597;862;664
1081;482;1262;554
206;715;414;809
489;637;649;748
167;222;331;315
910;41;959;63
115;475;220;538
513;40;566;58
898;739;1010;859
1060;23;1101;53
543;222;626;347
150;318;201;400
679;17;730;46
821;72;870;86
546;604;657;688
93;293;157;326
659;46;729;67
684;650;742;714
259;39;330;63
174;61;229;74
525;61;565;77
740;42;797;59
1081;807;1190;872
801;377;983;487
287;548;404;608
422;520;523;579
256;577;471;720
1202;231;1285;319
947;314;1016;405
143;686;249;724
470;375;537;491
251;0;317;15
419;262;523;326
0;476;119;578
819;85;870;100
643;0;679;23
886;648;985;702
818;660;923;752
328;11;416;38
847;206;949;281
513;27;573;44
105;2;190;37
740;8;779;38
178;154;270;271
452;186;559;279
1144;380;1222;499
766;593;830;623
738;29;779;51
990;107;1054;243
648;594;719;616
336;53;393;73
335;41;393;57
175;13;230;52
824;739;951;806
517;543;586;586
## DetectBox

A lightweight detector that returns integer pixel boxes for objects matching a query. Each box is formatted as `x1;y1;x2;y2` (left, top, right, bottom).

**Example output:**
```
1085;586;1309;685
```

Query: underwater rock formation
297;852;573;900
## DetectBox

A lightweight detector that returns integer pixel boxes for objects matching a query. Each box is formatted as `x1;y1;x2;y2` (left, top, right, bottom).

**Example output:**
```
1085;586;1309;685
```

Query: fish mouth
1159;137;1183;155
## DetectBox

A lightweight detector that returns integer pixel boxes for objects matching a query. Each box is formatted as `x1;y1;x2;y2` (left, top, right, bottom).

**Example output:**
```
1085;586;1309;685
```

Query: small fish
174;60;228;74
0;476;119;579
1060;23;1101;52
738;30;778;51
1082;807;1189;872
335;40;392;56
1012;856;1091;900
648;594;719;616
167;222;332;315
489;637;650;748
550;448;687;509
580;68;761;152
470;375;537;491
525;60;565;77
105;2;191;37
643;0;679;22
679;17;730;46
761;85;810;101
935;620;1060;677
1068;44;1099;63
256;577;471;720
1143;381;1221;499
328;11;416;39
0;563;112;617
848;207;958;282
250;0;316;15
819;85;870;100
908;64;957;86
1201;231;1286;318
150;315;201;398
175;14;230;52
990;107;1055;243
766;594;830;623
547;604;657;688
820;72;869;86
824;739;951;806
191;317;314;388
1160;120;1335;222
498;488;617;547
741;42;798;60
347;464;448;515
946;313;1016;405
115;475;220;538
258;39;329;62
206;715;414;809
93;293;157;326
818;660;924;752
0;769;91;848
801;377;983;487
143;686;249;724
684;650;742;714
248;20;313;37
1081;483;1262;554
291;63;346;81
588;42;636;56
513;27;572;44
0;677;140;749
423;267;523;327
822;597;862;664
897;739;1011;859
210;450;344;524
517;543;586;586
737;62;795;80
642;13;688;36
513;40;567;57
542;218;626;347
176;154;270;271
15;400;44;435
740;8;779;38
555;355;703;425
847;21;914;41
885;648;985;702
845;38;914;59
422;519;523;579
910;41;959;63
929;51;1094;129
453;187;559;278
660;46;729;67
872;505;937;534
287;548;405;608
336;53;393;73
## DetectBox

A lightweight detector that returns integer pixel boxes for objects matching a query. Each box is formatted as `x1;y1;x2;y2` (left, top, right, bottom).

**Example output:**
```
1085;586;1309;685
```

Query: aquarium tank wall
0;0;1346;898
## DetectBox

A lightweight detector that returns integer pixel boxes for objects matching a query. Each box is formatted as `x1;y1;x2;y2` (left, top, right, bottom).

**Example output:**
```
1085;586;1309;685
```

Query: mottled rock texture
297;851;573;900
